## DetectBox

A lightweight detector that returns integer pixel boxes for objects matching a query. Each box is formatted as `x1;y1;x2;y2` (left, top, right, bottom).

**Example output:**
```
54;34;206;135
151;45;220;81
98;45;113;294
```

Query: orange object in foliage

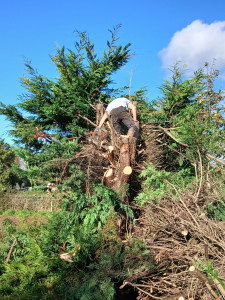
92;128;102;141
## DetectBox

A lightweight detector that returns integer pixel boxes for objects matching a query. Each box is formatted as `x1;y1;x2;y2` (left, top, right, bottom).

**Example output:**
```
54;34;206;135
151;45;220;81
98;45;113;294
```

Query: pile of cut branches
122;181;225;300
62;121;167;198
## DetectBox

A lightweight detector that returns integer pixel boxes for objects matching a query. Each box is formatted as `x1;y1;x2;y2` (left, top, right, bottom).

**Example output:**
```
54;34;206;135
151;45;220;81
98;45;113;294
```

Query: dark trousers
110;106;136;134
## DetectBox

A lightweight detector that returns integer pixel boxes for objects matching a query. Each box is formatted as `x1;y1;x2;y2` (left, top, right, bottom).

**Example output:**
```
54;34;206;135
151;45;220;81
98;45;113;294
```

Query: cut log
103;134;135;200
112;136;132;199
120;135;130;144
121;166;132;185
115;166;133;201
108;151;116;167
105;168;113;177
108;145;114;152
105;168;114;188
124;166;132;174
101;144;115;152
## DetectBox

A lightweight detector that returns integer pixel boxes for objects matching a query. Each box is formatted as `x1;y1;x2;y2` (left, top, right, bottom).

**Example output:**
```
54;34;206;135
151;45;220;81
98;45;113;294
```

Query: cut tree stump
95;103;137;201
121;166;132;185
113;136;133;200
103;136;136;200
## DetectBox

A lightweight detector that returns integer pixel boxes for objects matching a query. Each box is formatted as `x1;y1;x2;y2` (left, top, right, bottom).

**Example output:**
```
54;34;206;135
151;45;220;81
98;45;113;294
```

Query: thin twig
206;153;225;166
157;126;189;148
213;278;225;299
165;180;200;228
6;236;17;263
195;146;203;200
120;281;161;299
78;114;97;127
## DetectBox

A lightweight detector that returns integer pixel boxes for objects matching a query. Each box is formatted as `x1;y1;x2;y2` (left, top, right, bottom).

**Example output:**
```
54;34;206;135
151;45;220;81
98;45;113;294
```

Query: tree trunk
129;137;137;167
113;136;133;200
95;103;137;201
96;103;105;125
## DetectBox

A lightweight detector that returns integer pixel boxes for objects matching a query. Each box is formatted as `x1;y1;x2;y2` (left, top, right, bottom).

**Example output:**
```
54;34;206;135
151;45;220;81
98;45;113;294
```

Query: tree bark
129;136;137;167
113;136;133;200
96;103;105;125
105;168;114;188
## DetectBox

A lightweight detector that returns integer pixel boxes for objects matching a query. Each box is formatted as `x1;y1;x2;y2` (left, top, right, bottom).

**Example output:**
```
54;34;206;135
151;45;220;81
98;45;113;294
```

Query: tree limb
78;114;97;127
157;125;189;148
206;153;225;166
158;125;225;167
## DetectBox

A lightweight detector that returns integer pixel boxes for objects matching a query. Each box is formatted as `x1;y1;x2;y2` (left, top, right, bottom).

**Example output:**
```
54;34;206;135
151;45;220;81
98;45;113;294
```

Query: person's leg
120;111;136;137
111;113;121;134
127;128;135;137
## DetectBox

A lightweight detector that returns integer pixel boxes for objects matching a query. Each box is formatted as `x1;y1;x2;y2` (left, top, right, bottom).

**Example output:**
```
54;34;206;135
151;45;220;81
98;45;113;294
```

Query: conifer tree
0;25;132;185
0;139;16;192
154;63;225;169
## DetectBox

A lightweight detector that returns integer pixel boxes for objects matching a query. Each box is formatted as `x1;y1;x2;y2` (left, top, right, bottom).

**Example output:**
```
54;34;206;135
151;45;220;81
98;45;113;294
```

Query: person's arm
128;102;138;122
97;111;109;128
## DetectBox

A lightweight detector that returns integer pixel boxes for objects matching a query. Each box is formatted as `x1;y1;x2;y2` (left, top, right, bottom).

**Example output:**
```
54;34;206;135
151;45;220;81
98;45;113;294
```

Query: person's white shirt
106;97;130;115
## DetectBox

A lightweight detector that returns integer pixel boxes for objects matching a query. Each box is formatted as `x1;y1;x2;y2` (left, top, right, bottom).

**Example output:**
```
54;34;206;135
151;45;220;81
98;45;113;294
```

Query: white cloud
159;20;225;77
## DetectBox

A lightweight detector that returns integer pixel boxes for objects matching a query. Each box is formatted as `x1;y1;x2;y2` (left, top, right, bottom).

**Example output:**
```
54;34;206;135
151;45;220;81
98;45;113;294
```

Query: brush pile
122;182;225;300
55;116;225;300
68;122;166;196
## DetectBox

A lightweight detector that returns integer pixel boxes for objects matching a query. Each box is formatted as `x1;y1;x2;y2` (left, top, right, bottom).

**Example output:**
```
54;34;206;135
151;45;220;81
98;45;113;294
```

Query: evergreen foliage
0;139;16;193
0;187;149;300
0;25;132;185
148;63;225;171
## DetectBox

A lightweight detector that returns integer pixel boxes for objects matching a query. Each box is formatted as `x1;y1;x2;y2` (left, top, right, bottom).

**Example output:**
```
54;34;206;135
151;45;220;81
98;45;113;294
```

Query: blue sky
1;0;225;144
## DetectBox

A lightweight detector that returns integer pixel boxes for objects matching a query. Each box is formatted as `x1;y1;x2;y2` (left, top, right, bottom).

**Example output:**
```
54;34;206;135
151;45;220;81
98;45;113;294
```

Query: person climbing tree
97;97;138;137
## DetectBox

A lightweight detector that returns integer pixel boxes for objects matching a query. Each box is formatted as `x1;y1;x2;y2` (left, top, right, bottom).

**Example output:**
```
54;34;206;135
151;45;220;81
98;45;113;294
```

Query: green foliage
124;88;155;123
0;186;141;300
152;63;225;170
2;25;131;138
156;63;204;118
195;258;225;289
70;273;116;300
56;184;134;259
207;187;225;221
0;25;132;187
0;139;17;193
135;163;195;205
